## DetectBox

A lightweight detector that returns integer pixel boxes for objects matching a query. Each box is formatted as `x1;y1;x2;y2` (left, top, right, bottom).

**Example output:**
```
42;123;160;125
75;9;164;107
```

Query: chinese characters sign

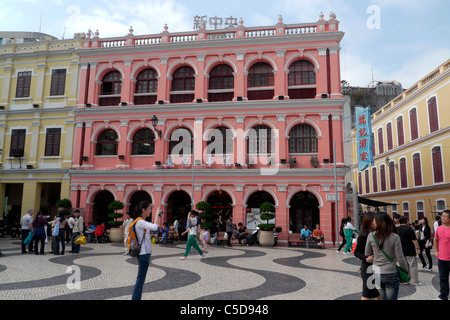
193;15;239;30
356;106;374;171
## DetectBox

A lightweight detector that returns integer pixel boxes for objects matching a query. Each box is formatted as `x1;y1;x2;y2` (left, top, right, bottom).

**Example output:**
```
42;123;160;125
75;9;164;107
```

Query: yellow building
0;34;83;221
352;59;450;223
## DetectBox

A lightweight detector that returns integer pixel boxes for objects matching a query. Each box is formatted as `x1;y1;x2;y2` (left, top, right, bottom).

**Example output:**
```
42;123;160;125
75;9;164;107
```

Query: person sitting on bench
237;222;250;246
300;225;312;248
312;224;325;249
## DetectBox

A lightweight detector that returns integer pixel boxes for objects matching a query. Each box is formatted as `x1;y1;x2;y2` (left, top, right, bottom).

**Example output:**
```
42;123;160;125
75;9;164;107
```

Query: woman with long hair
365;212;408;300
418;216;433;271
32;210;48;255
337;218;347;253
354;212;381;300
131;201;160;300
55;211;68;255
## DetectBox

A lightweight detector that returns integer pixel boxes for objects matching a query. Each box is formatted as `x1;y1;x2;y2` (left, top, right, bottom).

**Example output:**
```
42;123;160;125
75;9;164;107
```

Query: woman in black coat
418;217;433;271
354;212;381;300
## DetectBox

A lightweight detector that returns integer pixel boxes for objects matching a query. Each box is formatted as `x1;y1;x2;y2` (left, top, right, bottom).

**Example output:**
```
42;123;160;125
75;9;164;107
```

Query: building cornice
73;98;347;118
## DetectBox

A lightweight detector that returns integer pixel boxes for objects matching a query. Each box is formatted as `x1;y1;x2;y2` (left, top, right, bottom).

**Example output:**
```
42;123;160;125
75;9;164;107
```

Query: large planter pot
109;227;123;243
259;230;274;246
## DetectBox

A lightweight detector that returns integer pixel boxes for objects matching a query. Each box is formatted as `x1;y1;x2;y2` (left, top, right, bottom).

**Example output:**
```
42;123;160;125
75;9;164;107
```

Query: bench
288;233;325;249
215;231;239;245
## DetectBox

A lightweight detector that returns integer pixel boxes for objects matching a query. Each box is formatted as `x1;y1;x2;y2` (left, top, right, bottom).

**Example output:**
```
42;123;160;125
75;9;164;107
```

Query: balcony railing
80;16;338;50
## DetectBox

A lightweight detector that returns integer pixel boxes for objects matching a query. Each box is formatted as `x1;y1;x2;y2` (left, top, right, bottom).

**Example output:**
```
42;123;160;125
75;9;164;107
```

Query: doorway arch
289;191;320;232
245;191;276;230
166;190;192;225
128;191;152;218
92;190;115;226
206;190;233;232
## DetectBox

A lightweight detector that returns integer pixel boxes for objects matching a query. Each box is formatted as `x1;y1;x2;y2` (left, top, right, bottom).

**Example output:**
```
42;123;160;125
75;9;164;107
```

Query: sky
1;0;449;89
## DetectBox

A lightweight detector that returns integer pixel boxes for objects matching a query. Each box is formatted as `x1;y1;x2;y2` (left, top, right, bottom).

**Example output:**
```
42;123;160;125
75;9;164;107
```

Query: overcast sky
1;0;449;89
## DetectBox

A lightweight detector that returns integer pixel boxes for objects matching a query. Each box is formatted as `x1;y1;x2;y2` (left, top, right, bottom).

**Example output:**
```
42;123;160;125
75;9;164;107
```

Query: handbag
74;234;87;244
372;232;410;283
24;231;34;244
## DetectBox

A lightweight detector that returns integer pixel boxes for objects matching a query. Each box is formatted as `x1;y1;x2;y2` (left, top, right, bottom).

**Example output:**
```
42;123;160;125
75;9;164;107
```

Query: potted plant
258;201;276;246
56;198;72;216
108;200;124;242
196;201;212;242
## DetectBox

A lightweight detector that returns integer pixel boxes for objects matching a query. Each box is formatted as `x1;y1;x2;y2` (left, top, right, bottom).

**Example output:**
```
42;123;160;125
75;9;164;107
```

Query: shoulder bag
371;232;410;283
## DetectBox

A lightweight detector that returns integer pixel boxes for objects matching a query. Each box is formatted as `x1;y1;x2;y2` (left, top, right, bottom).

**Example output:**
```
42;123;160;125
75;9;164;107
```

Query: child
202;228;210;250
161;223;169;244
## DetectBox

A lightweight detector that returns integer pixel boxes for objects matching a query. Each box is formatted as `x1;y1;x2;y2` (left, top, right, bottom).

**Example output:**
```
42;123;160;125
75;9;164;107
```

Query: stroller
92;224;109;243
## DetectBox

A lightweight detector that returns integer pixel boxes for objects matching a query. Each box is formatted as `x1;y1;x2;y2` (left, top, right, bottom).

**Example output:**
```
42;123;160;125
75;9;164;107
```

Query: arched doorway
92;190;115;226
246;191;276;230
129;191;152;218
206;190;233;233
289;191;319;233
166;190;192;225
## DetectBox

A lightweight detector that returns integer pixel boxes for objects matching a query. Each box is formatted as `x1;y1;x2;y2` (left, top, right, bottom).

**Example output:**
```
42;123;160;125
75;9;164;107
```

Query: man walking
397;215;421;285
180;211;206;260
20;209;34;253
71;209;83;253
434;210;450;300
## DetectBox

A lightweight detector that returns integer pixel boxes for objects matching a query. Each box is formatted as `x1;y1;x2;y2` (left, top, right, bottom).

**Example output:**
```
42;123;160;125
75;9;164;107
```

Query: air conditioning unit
289;157;297;165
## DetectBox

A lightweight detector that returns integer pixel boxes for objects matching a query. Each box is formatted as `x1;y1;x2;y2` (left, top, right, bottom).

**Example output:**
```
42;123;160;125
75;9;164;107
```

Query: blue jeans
301;234;310;247
55;229;66;254
132;253;151;300
55;229;66;255
438;259;450;300
379;273;400;300
71;232;80;253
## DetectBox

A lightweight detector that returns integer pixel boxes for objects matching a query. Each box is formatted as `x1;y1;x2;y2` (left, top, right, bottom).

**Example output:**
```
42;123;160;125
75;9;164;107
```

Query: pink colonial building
70;12;347;246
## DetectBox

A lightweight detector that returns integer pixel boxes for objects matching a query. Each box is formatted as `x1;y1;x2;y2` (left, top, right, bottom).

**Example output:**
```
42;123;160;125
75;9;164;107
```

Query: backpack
127;218;146;257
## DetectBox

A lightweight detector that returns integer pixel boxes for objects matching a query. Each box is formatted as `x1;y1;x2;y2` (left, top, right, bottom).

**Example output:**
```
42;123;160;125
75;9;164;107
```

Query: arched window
132;129;155;155
288;60;316;99
206;126;234;155
134;68;158;105
96;129;118;155
428;97;439;133
413;153;422;186
288;124;318;153
208;64;234;102
247;125;274;155
170;66;195;103
389;161;396;190
432;146;443;183
247;62;274;100
99;71;121;106
168;128;193;156
372;167;378;193
410;108;418;141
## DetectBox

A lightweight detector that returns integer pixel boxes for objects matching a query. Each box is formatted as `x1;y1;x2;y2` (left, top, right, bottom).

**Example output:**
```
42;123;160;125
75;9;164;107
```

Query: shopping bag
24;232;34;244
74;235;87;244
52;220;60;237
352;238;357;254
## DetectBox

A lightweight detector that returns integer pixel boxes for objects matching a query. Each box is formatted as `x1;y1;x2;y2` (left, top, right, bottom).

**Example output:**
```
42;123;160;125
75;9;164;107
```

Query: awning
358;196;395;207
